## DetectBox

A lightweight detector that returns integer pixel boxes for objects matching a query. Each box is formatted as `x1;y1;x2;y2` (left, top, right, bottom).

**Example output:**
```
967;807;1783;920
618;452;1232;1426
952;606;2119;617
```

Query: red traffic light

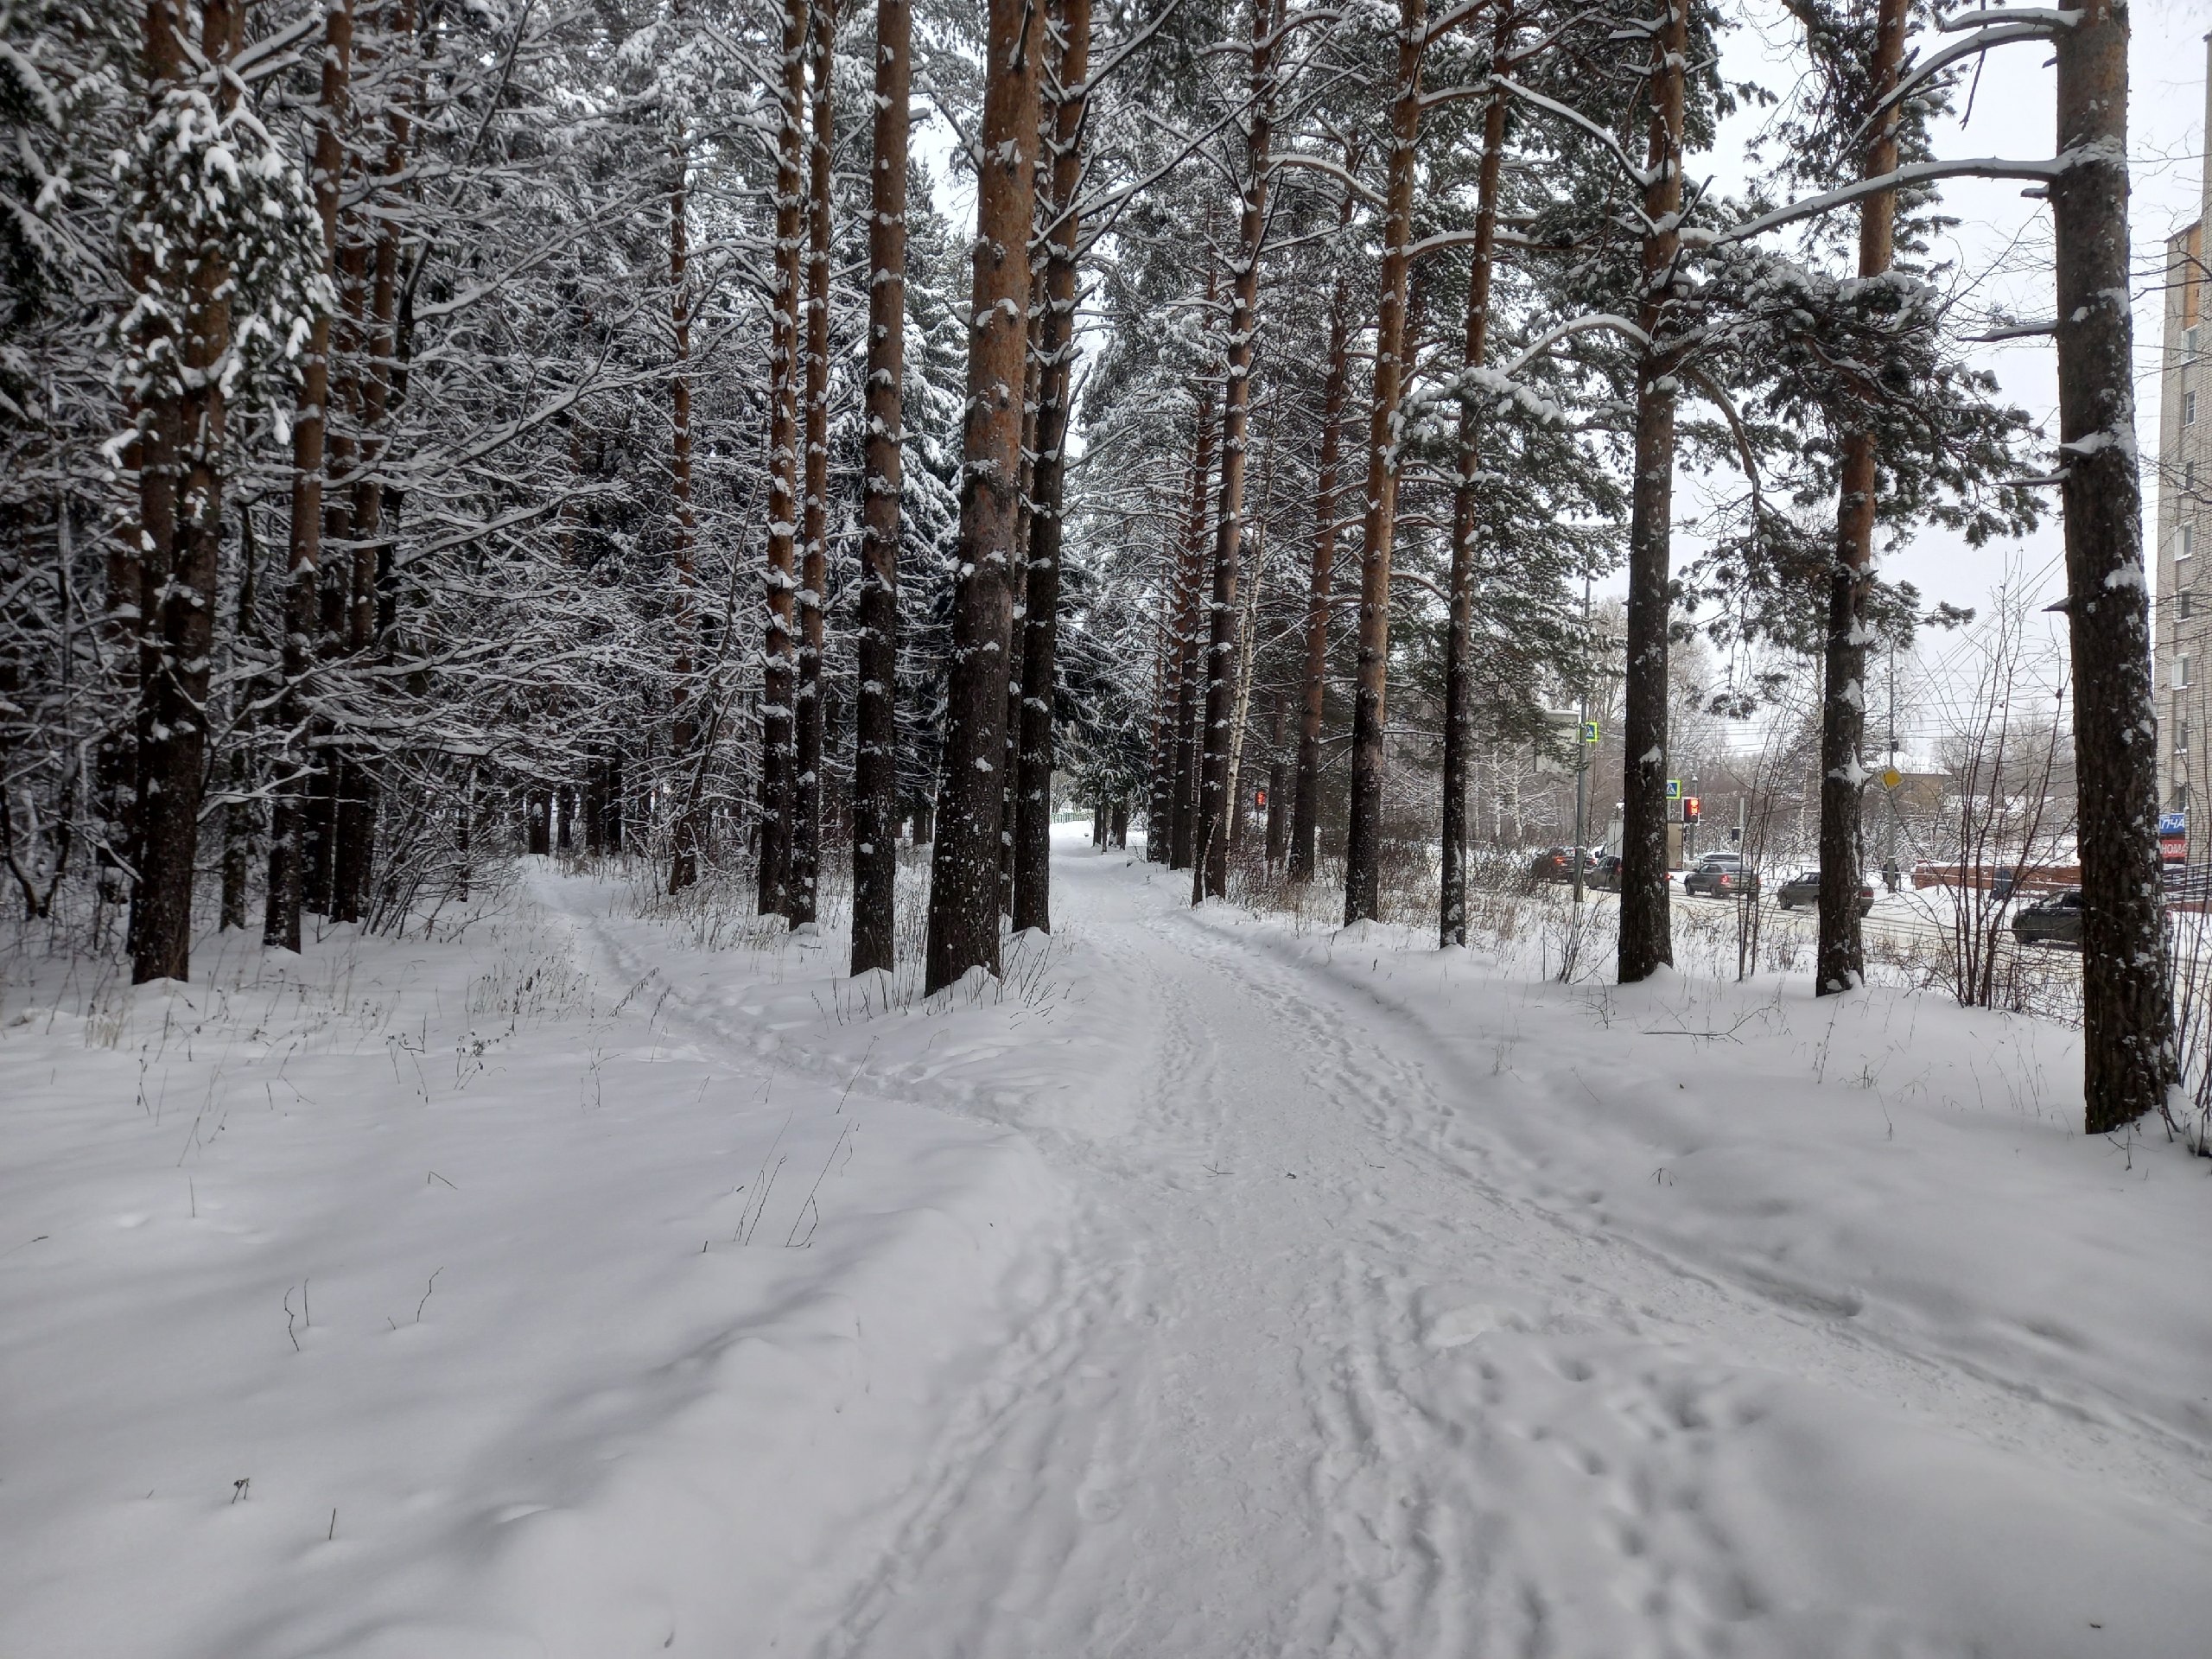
1682;795;1700;822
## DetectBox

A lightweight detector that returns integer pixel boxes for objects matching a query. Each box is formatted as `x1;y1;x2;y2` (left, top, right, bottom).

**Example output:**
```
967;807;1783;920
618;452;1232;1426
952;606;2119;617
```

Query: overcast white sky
1702;0;2210;613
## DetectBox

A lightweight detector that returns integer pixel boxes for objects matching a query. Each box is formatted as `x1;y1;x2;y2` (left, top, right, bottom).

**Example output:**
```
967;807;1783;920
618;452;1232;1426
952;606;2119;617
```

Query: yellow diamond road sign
1880;766;1904;790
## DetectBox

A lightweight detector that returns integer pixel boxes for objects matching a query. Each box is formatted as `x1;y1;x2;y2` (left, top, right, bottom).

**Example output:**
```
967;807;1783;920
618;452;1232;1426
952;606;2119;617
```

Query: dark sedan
1682;855;1758;899
2012;888;2084;948
1588;854;1624;893
1531;847;1594;883
1775;870;1874;916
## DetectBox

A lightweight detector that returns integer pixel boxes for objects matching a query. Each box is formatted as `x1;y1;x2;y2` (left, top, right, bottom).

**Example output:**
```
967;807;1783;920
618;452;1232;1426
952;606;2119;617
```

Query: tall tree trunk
1001;308;1042;918
923;0;1041;992
1012;0;1091;933
1440;19;1510;947
667;143;703;893
220;505;261;931
1195;0;1282;903
1291;179;1356;882
1343;0;1425;925
760;0;810;918
1168;374;1217;870
131;0;241;982
1616;0;1688;984
307;164;368;920
850;0;910;973
1167;380;1221;871
265;0;353;951
1264;695;1287;866
330;0;411;927
791;0;837;926
2056;0;2173;1131
1145;533;1176;861
1813;0;1906;993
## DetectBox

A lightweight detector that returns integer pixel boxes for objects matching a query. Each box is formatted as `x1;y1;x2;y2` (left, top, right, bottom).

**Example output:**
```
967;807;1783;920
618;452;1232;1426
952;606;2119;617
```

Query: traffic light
1682;795;1700;823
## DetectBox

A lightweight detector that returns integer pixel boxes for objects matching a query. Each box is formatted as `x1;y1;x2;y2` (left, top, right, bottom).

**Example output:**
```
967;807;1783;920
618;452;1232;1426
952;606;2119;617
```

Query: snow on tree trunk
923;0;1041;994
1441;29;1510;949
1343;0;1425;926
265;0;354;953
1013;0;1090;934
1815;0;1908;995
1291;187;1355;885
791;0;837;927
1196;0;1282;905
331;0;414;926
1169;370;1217;873
2053;0;2174;1133
850;0;911;975
1616;0;1688;986
759;0;810;920
130;0;241;983
666;143;703;895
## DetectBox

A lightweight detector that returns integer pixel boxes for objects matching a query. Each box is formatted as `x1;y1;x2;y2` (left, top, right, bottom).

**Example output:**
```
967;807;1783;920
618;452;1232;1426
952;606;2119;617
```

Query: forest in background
0;0;2174;1131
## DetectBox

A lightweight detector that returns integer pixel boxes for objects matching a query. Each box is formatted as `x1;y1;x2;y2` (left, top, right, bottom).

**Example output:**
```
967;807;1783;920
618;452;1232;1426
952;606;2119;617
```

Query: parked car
1775;869;1875;915
2012;887;2084;948
1682;853;1759;899
1531;846;1594;883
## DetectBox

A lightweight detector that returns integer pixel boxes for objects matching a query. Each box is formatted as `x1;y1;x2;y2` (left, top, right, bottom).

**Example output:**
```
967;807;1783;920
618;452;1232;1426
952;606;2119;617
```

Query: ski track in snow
797;852;2212;1659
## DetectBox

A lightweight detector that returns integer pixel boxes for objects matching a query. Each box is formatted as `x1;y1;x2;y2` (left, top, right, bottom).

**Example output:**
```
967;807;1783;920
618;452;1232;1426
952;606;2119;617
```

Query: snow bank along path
813;840;2212;1659
4;830;2209;1657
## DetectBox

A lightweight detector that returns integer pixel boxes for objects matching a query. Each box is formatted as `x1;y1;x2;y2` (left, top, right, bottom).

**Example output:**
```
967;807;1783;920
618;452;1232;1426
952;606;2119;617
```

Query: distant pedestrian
1882;857;1900;895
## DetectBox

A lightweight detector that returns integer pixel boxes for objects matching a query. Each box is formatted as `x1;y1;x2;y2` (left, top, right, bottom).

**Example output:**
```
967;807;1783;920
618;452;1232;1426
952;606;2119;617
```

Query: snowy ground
4;826;2209;1657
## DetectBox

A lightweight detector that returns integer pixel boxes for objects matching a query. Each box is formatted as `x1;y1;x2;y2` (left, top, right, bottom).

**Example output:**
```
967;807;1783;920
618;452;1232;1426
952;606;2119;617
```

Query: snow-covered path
6;840;2207;1658
813;848;2212;1659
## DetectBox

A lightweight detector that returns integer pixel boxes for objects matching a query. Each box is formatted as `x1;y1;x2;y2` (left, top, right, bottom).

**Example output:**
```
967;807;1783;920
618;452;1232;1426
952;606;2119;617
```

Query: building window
2190;461;2200;493
2183;591;2196;621
2182;524;2196;561
2192;327;2203;359
2190;391;2200;426
2183;655;2193;689
2181;719;2194;753
2181;783;2193;812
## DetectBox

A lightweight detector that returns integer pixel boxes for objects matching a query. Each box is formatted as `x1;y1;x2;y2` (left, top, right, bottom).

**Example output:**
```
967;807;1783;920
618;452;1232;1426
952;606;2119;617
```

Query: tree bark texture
1814;0;1907;994
328;0;412;927
667;146;704;894
2054;0;2174;1132
1013;0;1090;933
1343;0;1425;925
1615;0;1687;985
1168;373;1217;870
791;0;837;925
1291;187;1355;883
850;0;910;974
1194;0;1281;904
923;0;1041;993
131;0;239;983
265;0;353;951
759;0;810;918
1440;25;1510;947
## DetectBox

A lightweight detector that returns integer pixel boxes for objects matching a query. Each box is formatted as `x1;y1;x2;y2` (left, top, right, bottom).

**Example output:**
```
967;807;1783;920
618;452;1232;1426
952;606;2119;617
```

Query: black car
1588;854;1624;893
1775;869;1875;916
2012;887;2084;948
1531;846;1594;883
1682;855;1758;899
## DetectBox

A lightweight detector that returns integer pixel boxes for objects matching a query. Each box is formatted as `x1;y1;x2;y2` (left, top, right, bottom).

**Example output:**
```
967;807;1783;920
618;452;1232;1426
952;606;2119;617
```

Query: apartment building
2157;48;2212;844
